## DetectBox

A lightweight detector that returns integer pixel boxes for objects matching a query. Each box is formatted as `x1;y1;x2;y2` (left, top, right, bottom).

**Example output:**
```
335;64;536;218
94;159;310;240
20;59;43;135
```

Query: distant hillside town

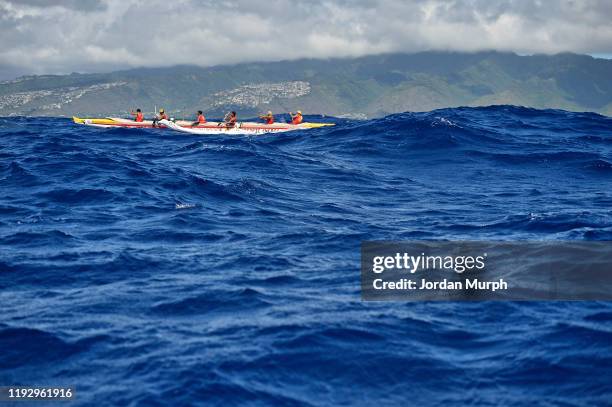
0;52;610;118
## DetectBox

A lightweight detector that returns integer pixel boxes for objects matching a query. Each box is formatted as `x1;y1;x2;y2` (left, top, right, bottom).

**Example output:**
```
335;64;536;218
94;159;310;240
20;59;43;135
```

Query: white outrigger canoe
159;119;334;135
73;116;334;134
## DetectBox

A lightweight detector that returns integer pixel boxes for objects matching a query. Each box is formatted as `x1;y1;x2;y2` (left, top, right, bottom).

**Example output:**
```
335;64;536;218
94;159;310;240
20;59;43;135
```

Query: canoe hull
73;116;334;134
159;119;333;135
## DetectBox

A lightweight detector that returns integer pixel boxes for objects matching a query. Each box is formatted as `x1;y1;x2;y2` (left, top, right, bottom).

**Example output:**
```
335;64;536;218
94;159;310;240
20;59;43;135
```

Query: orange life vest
135;112;144;122
292;115;303;125
197;114;206;123
265;116;274;124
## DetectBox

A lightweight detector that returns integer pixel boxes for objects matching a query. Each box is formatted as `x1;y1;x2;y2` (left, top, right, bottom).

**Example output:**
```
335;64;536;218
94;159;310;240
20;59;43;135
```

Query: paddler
259;111;275;125
192;110;206;127
223;111;237;128
130;108;144;122
290;110;303;125
152;108;168;127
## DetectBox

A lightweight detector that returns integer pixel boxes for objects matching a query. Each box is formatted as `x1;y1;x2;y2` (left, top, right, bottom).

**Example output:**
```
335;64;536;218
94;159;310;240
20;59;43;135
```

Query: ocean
1;106;611;406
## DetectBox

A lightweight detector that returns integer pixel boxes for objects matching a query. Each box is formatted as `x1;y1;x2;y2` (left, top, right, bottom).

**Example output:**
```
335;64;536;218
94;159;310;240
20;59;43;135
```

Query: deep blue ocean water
1;106;611;406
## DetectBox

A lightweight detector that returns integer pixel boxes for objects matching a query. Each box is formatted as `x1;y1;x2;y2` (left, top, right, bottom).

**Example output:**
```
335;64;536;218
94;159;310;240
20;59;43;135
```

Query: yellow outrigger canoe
73;116;334;134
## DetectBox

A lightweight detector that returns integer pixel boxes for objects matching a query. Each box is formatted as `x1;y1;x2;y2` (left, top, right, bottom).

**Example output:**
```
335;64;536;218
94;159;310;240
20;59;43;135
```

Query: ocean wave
0;326;104;368
1;106;611;405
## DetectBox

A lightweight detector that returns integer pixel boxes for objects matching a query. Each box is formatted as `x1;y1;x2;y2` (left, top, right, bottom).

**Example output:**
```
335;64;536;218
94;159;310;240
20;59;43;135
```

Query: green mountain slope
1;51;610;118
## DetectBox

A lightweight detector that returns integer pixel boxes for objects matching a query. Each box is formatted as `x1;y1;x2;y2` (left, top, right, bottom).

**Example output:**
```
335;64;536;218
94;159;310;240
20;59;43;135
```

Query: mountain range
1;51;611;118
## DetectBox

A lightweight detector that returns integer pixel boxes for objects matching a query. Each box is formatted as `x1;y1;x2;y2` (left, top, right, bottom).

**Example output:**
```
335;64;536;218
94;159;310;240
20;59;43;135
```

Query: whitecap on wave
175;203;196;209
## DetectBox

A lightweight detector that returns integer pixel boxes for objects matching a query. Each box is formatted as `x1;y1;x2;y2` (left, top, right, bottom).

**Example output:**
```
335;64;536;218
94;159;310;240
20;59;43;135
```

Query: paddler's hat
297;110;302;114
268;111;272;115
159;108;165;113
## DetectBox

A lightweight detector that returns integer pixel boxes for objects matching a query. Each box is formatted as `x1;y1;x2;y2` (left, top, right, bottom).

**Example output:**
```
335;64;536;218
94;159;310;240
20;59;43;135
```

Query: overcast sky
1;0;611;79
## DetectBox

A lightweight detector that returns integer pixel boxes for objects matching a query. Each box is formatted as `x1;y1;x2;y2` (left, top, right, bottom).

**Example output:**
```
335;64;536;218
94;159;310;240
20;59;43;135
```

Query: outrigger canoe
159;119;334;135
73;116;334;134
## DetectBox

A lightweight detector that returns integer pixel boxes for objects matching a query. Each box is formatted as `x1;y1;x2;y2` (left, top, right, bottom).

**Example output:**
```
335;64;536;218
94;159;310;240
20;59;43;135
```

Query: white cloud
0;0;610;78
